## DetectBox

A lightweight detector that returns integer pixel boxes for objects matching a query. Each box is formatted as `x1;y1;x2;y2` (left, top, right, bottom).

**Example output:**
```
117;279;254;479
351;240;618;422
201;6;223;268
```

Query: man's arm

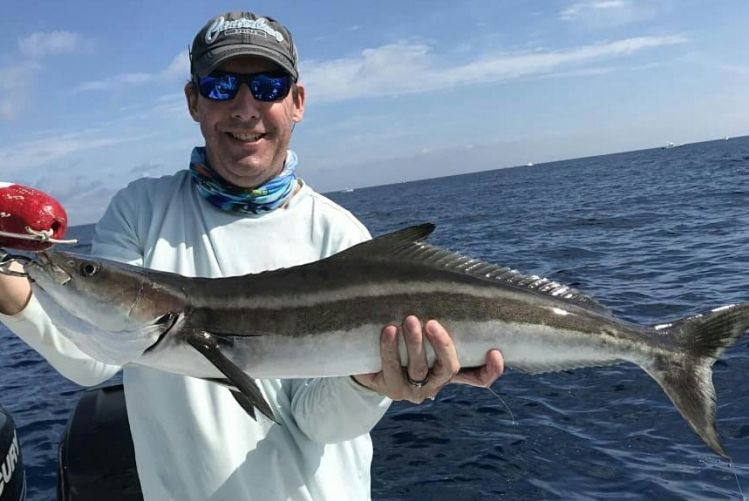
0;268;121;386
0;263;31;315
0;183;147;386
287;375;391;444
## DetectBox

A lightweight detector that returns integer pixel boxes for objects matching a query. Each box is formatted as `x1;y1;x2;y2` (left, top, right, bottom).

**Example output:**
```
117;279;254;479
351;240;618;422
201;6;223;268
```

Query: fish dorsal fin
335;223;436;259
402;242;611;313
336;224;610;314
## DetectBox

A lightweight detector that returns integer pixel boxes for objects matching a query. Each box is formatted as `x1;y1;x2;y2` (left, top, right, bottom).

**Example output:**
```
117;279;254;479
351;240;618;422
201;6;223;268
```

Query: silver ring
406;372;430;388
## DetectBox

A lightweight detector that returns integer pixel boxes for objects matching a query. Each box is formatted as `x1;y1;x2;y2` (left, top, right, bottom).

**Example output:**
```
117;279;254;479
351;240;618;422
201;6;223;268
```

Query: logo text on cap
205;16;285;44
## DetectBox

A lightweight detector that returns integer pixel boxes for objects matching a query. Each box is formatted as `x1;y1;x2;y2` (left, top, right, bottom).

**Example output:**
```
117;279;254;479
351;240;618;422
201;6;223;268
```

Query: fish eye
80;262;100;277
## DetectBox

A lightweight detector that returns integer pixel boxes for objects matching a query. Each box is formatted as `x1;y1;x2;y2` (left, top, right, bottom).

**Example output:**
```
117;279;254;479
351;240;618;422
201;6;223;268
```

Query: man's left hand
352;315;504;403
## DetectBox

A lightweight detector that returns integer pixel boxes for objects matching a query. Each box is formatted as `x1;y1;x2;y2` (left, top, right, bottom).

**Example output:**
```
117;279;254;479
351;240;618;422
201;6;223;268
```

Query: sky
1;0;749;223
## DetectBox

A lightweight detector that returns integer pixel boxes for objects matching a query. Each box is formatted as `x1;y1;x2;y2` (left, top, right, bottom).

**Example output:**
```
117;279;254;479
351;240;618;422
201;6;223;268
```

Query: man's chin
223;165;277;188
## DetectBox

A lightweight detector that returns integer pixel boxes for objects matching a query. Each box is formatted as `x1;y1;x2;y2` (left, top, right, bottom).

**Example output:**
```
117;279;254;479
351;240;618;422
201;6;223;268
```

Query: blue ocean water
2;137;749;500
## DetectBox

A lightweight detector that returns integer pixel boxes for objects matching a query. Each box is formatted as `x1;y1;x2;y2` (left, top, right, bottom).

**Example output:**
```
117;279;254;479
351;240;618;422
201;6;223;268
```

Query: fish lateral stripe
192;288;637;341
203;278;577;310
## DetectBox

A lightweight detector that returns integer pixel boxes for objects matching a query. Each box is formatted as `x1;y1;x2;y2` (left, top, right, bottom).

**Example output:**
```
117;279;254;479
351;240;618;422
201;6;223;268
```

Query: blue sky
1;0;748;223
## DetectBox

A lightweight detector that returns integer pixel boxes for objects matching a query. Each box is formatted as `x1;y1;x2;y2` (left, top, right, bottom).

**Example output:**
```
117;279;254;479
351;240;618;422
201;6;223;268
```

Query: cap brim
193;46;298;80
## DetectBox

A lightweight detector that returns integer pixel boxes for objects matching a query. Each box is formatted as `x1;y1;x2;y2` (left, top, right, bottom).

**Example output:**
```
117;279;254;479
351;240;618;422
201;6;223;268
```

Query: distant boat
662;142;678;149
526;162;534;167
341;188;355;193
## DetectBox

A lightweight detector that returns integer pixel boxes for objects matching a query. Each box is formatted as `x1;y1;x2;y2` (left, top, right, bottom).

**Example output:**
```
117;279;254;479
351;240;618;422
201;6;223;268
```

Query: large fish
23;224;749;457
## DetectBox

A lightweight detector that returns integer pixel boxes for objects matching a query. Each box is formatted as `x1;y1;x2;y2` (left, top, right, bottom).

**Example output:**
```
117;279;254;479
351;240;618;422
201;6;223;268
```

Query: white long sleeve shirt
1;171;391;501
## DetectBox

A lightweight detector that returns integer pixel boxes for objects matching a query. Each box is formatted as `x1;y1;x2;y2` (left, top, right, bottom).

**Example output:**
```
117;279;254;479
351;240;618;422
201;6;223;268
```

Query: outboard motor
58;384;142;501
0;405;25;501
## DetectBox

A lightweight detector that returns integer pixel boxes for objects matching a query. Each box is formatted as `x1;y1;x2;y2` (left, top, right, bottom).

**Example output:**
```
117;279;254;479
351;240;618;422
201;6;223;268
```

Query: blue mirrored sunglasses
195;71;293;102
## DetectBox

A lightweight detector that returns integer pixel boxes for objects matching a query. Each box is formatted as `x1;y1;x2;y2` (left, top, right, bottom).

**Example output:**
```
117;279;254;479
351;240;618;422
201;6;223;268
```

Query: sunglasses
194;71;293;102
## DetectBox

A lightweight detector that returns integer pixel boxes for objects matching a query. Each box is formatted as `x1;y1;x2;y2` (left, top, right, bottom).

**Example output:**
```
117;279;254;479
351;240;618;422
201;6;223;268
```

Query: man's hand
353;315;504;403
0;254;32;316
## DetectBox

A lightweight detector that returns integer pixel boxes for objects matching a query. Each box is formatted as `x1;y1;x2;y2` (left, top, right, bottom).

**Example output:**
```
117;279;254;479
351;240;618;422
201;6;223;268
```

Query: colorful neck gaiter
189;146;298;215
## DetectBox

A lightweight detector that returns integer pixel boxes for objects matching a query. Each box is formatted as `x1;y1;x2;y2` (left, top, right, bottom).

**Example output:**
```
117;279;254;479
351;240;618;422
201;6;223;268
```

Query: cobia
24;224;749;457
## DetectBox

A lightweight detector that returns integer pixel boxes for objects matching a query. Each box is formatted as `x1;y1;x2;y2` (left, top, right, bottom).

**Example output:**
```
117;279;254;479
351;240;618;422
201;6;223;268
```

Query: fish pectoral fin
185;331;278;424
143;312;182;355
229;390;257;420
201;377;236;390
200;377;258;419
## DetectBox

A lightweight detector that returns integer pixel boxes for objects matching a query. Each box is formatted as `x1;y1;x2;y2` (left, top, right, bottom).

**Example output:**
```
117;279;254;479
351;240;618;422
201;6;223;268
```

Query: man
0;12;503;500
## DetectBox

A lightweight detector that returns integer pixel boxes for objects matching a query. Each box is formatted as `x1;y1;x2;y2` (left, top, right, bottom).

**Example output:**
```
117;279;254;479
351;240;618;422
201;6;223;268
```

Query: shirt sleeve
91;181;146;267
0;183;146;386
283;208;392;443
0;296;120;386
288;377;391;443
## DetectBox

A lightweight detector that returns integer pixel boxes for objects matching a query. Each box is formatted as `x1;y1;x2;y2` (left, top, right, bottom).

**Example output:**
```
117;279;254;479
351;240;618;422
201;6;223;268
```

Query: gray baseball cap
190;12;299;80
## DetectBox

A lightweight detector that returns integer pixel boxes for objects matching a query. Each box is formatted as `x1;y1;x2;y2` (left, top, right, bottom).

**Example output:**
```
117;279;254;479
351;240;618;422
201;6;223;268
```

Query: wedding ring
406;371;430;388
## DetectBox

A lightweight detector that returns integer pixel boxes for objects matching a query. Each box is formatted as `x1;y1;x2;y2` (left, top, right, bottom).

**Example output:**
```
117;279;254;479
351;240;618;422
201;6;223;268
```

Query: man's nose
229;83;261;120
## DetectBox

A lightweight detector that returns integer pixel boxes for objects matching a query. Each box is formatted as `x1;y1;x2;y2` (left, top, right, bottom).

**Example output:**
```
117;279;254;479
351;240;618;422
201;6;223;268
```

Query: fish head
27;250;153;333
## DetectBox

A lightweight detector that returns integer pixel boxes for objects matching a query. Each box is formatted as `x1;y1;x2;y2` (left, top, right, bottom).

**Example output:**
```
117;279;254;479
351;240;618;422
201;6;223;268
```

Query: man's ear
185;81;199;122
291;83;305;123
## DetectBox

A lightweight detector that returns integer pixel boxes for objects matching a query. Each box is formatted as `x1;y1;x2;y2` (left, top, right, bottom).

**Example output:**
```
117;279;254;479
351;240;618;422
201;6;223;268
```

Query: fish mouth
29;252;71;286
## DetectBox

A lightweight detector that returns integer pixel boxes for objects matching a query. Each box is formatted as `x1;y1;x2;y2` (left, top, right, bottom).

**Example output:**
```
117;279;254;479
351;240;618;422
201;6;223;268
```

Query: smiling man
0;11;503;501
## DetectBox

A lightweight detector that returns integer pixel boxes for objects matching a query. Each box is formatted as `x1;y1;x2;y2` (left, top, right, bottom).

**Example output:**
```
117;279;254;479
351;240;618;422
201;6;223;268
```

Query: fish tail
642;303;749;458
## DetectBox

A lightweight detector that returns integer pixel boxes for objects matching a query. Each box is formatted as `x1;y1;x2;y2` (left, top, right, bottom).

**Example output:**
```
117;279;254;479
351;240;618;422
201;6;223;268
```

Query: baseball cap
190;12;299;80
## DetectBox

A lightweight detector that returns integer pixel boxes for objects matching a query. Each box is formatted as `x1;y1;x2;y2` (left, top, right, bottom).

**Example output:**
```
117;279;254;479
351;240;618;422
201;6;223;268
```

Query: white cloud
714;64;749;77
562;0;628;19
18;31;87;59
1;31;88;120
0;61;41;120
560;0;659;25
301;35;687;102
74;72;153;92
0;129;148;175
30;174;118;225
72;50;190;93
162;51;191;80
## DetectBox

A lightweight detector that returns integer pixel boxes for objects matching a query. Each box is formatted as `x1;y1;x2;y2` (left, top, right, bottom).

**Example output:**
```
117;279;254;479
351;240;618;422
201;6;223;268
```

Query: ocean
2;137;749;500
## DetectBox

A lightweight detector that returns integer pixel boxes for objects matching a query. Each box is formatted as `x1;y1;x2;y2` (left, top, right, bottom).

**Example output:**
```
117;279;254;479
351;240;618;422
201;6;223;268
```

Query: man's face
185;56;305;188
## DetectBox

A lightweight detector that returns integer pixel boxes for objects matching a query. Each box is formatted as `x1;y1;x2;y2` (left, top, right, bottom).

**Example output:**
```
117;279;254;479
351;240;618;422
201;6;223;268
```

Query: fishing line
728;459;746;501
486;386;516;425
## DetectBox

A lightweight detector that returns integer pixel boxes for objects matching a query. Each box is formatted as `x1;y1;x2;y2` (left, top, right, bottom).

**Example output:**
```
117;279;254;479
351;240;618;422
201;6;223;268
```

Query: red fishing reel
0;182;76;251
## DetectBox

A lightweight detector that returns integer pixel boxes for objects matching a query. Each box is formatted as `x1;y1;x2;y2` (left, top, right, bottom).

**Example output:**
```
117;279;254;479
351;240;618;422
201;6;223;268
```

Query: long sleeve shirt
1;171;391;500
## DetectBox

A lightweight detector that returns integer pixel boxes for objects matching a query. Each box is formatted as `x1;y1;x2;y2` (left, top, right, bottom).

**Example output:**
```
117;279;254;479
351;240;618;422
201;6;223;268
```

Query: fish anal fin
185;330;278;424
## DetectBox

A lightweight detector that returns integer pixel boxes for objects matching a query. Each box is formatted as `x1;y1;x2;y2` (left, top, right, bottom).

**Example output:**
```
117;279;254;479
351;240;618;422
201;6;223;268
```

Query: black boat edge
0;404;26;501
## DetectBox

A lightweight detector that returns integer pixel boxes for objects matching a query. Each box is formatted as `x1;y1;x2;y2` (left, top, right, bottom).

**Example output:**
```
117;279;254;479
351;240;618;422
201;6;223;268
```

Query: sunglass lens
250;74;290;102
199;74;239;101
